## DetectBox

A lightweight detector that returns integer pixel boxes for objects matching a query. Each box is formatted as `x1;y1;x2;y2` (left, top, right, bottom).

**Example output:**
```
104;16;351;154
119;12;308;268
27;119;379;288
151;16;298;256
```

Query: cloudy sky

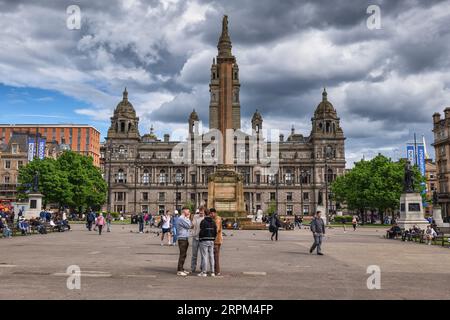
1;0;449;167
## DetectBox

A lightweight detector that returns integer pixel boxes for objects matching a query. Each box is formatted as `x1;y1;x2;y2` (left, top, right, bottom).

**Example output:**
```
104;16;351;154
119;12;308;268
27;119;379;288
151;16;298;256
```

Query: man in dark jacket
310;211;325;255
198;210;217;276
269;213;281;241
86;210;95;231
137;213;144;233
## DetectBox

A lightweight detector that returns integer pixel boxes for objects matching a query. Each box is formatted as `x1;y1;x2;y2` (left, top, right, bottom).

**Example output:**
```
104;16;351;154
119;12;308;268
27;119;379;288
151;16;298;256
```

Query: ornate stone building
101;17;346;216
432;109;450;220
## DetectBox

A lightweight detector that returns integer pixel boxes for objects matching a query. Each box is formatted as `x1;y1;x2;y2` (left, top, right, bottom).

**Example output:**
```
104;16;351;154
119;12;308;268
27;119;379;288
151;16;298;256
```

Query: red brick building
0;124;101;166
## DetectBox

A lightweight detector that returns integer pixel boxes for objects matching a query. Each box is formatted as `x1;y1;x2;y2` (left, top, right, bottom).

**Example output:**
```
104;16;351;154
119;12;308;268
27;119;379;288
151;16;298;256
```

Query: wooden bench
433;227;450;246
386;228;403;239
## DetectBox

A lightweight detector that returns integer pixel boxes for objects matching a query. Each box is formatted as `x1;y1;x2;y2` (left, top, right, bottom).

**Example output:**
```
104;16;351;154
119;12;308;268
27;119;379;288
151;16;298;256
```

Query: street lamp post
175;180;180;212
107;140;113;214
299;169;307;216
175;172;183;212
324;146;333;225
275;173;279;213
134;160;138;214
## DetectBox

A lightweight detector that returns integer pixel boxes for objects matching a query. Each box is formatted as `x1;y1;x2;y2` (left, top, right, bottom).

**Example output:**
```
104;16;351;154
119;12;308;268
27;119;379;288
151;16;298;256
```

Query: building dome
114;88;136;117
252;109;262;122
314;88;337;117
189;109;199;121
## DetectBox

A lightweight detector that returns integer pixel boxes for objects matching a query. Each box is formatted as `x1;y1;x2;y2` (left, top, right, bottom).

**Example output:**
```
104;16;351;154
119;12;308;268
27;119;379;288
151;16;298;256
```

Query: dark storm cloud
1;0;450;166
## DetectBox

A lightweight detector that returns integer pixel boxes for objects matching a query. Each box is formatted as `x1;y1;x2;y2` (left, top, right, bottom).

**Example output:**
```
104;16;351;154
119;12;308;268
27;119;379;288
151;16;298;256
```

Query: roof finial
123;87;128;101
222;15;229;36
150;124;154;134
217;15;232;57
322;87;327;101
291;125;295;134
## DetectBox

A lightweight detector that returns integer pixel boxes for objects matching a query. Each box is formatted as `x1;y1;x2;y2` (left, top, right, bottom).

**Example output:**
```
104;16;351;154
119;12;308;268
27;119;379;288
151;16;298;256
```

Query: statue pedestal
207;165;246;221
25;193;43;219
397;193;428;229
432;207;449;227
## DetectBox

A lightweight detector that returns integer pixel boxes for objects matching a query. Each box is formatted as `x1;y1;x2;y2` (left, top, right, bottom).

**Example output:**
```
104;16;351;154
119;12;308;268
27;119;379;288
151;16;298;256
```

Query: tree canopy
18;151;107;212
331;155;425;219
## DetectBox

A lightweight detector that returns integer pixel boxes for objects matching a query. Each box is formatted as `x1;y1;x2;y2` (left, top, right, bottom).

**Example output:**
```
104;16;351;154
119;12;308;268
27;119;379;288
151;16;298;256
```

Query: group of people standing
174;206;222;277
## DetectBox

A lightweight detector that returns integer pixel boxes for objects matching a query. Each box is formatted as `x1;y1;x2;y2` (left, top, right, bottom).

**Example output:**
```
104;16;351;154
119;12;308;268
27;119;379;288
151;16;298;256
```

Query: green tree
331;154;425;223
17;158;72;208
266;200;276;216
18;151;107;212
57;151;107;212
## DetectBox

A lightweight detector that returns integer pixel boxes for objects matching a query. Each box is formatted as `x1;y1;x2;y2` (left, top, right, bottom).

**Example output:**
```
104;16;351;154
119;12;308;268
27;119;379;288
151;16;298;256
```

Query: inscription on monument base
216;185;236;200
215;202;237;211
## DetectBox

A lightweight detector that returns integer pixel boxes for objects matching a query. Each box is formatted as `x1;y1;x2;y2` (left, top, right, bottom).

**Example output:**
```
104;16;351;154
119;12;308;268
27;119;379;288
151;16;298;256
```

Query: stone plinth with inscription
207;165;246;221
397;193;428;229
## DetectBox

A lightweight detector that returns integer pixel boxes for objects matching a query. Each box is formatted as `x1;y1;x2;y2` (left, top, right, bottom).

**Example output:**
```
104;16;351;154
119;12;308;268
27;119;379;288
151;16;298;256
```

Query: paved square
1;224;450;299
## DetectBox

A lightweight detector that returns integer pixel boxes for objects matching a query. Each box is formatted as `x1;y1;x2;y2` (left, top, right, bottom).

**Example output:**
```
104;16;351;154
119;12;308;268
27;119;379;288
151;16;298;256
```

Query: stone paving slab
1;224;450;299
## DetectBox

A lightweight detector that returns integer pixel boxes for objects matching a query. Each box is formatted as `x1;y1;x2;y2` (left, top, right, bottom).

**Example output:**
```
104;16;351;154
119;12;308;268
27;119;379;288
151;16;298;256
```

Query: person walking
137;213;144;233
198;210;217;277
96;213;105;235
86;210;95;231
352;215;358;231
106;212;112;232
210;208;223;276
160;211;171;246
269;213;281;241
310;211;325;255
190;206;205;273
176;207;192;276
171;211;179;245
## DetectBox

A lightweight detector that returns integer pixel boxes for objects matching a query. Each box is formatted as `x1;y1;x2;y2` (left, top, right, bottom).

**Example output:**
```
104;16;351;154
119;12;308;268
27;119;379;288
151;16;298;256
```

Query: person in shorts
161;210;172;246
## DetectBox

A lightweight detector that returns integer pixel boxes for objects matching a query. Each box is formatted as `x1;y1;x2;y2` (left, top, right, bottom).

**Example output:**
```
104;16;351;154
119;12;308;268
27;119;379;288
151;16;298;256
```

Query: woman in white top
425;225;437;245
160;211;172;246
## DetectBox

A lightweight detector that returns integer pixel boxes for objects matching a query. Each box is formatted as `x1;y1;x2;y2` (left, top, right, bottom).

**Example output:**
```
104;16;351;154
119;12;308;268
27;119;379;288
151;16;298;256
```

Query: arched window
128;122;132;132
326;168;334;183
175;169;183;184
285;169;293;185
300;170;310;184
120;121;125;133
142;169;150;184
326;122;331;133
117;169;125;183
159;170;166;184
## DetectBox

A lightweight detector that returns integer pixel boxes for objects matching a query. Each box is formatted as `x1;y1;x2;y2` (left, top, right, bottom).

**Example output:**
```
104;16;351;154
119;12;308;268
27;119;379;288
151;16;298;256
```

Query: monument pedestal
397;193;428;229
25;193;43;219
432;207;450;227
207;165;246;221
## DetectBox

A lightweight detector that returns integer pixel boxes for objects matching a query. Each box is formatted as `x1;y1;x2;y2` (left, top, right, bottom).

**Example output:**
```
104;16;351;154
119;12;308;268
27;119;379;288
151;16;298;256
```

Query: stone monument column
207;15;246;221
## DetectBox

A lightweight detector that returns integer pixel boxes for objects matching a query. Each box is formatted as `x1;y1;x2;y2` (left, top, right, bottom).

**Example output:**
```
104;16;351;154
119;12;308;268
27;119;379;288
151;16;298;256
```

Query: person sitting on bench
1;218;12;238
425;225;437;245
387;223;401;239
